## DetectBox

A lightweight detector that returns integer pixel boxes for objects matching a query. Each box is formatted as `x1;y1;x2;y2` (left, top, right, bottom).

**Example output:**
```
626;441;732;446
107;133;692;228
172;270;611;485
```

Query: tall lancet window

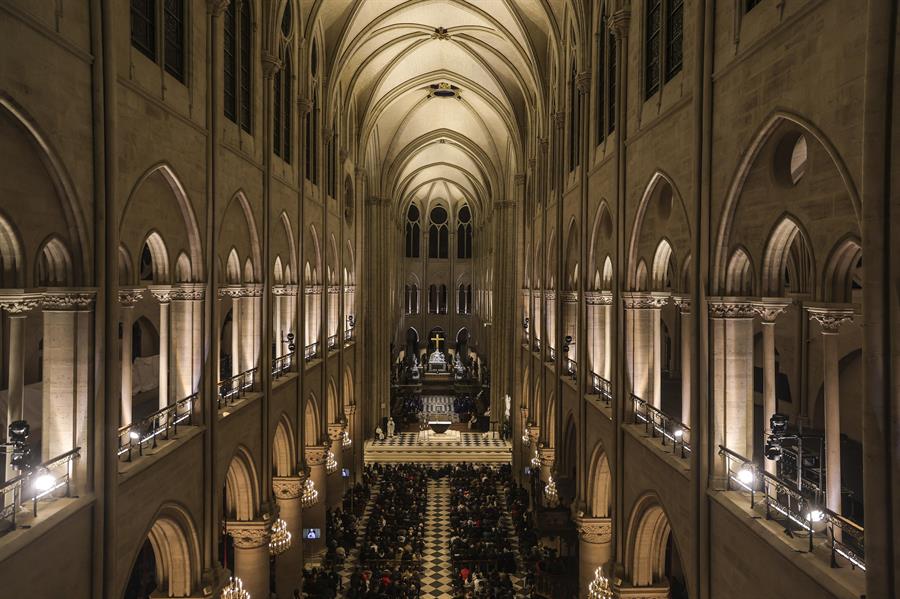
457;205;472;259
224;0;252;132
429;206;449;259
405;204;420;258
273;3;293;162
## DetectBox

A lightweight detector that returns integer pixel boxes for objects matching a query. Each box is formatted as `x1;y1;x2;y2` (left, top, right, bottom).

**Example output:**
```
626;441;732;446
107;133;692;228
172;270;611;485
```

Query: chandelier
301;478;319;507
588;567;614;599
325;449;337;474
530;450;541;469
342;431;352;448
269;518;292;556
543;474;559;507
522;426;531;446
221;576;250;599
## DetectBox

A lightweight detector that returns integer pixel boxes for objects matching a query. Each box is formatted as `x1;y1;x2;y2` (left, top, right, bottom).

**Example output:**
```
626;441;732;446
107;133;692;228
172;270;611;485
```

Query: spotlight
673;428;684;439
10;450;29;471
736;463;755;486
33;470;56;493
8;420;29;444
806;507;827;532
764;439;783;461
769;413;789;436
128;430;140;441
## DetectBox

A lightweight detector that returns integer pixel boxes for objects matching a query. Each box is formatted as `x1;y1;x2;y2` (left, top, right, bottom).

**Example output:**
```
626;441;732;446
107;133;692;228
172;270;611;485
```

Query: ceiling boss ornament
428;82;461;99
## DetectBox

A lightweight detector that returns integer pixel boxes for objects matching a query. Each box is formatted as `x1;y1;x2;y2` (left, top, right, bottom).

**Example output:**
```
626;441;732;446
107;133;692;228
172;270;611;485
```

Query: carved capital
671;294;692;314
0;292;42;315
610;9;632;39
585;290;613;306
538;447;555;467
261;53;281;79
226;520;271;549
118;287;144;306
544;290;557;301
577;516;612;544
560;290;578;303
305;284;322;296
614;585;670;599
42;289;96;311
514;173;527;186
207;0;230;16
752;298;792;323
622;292;668;310
273;476;304;500
218;285;244;299
170;284;205;301
808;305;854;333
707;296;756;319
243;284;263;298
327;423;345;441
149;285;173;304
576;72;592;94
305;445;328;466
297;97;313;114
553;112;566;129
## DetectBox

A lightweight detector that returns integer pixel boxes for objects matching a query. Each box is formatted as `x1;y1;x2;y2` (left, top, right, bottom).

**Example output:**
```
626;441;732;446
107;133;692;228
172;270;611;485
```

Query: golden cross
431;332;444;346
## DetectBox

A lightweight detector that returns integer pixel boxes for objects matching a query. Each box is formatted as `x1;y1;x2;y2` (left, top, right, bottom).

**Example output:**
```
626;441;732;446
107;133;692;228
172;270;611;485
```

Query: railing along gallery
0;448;80;530
631;394;691;457
118;394;196;461
272;353;295;380
304;342;319;361
217;367;258;408
719;445;865;572
590;372;613;406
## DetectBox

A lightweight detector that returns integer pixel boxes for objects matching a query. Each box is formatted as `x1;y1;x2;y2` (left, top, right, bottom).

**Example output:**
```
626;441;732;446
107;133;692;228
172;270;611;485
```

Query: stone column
41;290;95;460
709;298;756;473
118;289;143;426
149;286;172;409
219;286;243;378
273;476;304;598
303;445;328;556
622;293;668;407
227;520;272;599
245;284;262;375
328;285;340;343
538;445;555;483
489;190;520;429
672;296;692;427
561;290;578;373
577;516;612;599
1;295;39;478
170;285;204;402
273;285;284;358
808;306;854;515
752;299;791;476
326;423;345;508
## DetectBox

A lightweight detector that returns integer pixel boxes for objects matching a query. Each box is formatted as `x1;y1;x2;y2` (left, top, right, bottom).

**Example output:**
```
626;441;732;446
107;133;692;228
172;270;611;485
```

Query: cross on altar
431;332;444;346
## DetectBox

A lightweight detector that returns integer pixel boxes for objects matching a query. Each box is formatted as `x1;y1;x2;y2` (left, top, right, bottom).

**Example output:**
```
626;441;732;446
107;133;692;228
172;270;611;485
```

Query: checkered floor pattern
370;432;507;447
421;395;460;423
336;485;377;591
420;478;455;598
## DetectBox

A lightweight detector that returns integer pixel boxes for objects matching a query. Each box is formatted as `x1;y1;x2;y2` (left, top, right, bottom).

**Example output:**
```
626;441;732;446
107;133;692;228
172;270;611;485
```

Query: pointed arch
304;393;320;445
625;494;678;589
627;171;690;289
650;238;675;291
125;503;201;599
822;235;862;303
175;252;192;283
273;415;296;477
35;236;73;287
224;447;260;521
587;443;612;517
725;247;754;296
141;231;170;283
761;214;815;297
225;248;241;284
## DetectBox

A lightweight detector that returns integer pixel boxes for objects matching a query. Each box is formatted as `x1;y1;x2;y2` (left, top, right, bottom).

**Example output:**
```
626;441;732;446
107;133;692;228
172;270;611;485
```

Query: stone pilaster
118;288;144;426
623;292;669;408
272;475;304;597
227;519;272;599
577;516;613;598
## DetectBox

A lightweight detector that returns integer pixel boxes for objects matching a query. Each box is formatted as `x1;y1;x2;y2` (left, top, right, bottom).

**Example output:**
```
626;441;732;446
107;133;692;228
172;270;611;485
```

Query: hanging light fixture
269;518;292;556
221;576;250;599
342;430;352;448
543;474;559;507
301;478;319;507
587;566;614;599
325;449;337;474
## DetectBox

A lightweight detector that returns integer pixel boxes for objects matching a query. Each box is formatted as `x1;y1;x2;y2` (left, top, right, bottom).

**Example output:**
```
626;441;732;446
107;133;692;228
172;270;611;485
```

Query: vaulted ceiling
309;0;564;220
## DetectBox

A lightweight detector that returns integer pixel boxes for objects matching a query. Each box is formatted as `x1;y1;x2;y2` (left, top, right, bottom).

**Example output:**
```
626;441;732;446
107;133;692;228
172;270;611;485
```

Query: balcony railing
117;393;196;461
327;334;338;350
719;445;865;572
590;372;613;406
272;353;295;380
343;328;354;343
217;367;257;408
305;342;319;361
533;338;542;352
564;357;577;377
548;347;556;361
631;394;691;457
0;447;80;531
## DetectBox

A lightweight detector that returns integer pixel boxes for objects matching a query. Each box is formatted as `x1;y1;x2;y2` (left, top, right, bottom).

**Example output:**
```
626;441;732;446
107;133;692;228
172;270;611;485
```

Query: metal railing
343;328;354;342
590;372;613;406
1;447;80;530
304;342;319;361
272;353;295;379
631;394;691;457
327;334;338;350
217;367;257;408
533;338;542;352
548;347;556;361
719;445;865;571
117;393;196;461
564;357;577;377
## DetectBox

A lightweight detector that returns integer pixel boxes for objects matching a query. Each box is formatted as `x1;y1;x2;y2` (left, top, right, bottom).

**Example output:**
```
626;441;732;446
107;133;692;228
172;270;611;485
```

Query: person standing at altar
387;417;396;438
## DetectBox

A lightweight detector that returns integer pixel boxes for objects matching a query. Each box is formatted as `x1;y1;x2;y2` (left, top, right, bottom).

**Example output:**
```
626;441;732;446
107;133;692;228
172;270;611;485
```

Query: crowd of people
449;464;519;598
346;464;427;598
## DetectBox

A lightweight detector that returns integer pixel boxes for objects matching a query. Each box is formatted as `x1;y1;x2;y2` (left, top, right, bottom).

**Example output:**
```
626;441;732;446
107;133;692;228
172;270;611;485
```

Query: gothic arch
624;494;681;589
224;447;260;522
273;415;296;477
124;503;201;599
304;393;321;445
587;443;612;517
220;191;263;283
761;214;815;297
822;235;862;303
327;377;340;422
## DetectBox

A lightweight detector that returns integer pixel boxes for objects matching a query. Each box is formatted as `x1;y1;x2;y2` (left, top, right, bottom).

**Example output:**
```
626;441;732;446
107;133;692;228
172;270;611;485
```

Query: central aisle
420;477;455;598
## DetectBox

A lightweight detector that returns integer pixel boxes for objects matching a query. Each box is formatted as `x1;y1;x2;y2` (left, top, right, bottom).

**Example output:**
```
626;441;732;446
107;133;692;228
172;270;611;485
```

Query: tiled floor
369;432;507;448
420;478;455;598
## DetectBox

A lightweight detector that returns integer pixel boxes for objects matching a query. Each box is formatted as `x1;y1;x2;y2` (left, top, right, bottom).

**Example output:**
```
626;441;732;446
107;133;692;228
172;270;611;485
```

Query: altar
418;421;461;444
426;332;449;373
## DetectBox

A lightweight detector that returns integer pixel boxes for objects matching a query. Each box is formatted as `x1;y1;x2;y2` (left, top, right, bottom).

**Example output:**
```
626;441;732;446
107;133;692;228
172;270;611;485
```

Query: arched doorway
625;496;687;599
124;506;200;598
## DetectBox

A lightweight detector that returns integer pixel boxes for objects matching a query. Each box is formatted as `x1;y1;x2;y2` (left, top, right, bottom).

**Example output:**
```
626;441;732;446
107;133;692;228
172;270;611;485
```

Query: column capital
707;296;756;319
585;291;613;306
170;283;205;301
273;475;305;500
305;284;323;296
622;292;669;310
327;423;345;441
42;288;97;311
576;516;612;544
576;72;592;94
261;53;281;79
0;291;42;315
514;173;527;186
207;0;230;16
614;585;670;599
538;446;556;467
148;285;174;304
345;404;357;418
305;445;328;466
226;519;272;549
118;287;144;306
218;284;244;299
553;111;566;129
544;290;557;301
243;284;263;298
671;294;691;314
610;9;632;39
560;290;579;303
272;284;298;297
752;297;792;323
807;304;855;333
297;97;313;114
